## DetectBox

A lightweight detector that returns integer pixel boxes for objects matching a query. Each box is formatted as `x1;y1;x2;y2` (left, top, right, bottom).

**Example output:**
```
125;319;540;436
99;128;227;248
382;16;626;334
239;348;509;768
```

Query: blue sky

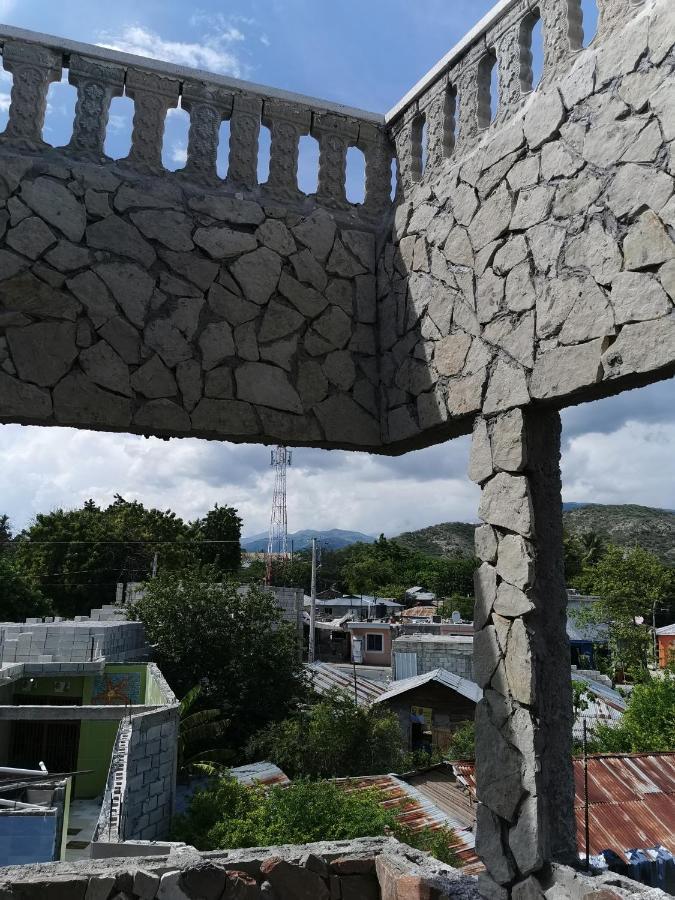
0;0;672;538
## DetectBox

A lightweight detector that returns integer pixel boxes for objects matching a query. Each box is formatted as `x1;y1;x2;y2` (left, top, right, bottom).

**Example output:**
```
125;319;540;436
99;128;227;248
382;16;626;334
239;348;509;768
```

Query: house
305;661;387;706
0;610;178;863
405;587;437;605
346;621;400;666
304;595;404;621
372;669;482;752
656;625;675;669
401;606;439;622
392;633;474;681
452;752;675;892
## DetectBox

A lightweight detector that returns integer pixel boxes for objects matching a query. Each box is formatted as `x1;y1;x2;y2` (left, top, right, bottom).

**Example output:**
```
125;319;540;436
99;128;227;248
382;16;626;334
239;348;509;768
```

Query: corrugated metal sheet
405;768;476;831
402;607;437;618
230;762;290;788
393;651;418;681
656;625;675;636
334;772;481;872
305;661;386;706
375;668;483;705
452;753;675;864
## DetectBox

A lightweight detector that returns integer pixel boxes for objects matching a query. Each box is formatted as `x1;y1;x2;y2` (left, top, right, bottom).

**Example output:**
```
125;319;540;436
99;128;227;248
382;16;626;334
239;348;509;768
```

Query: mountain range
393;504;675;564
241;528;376;553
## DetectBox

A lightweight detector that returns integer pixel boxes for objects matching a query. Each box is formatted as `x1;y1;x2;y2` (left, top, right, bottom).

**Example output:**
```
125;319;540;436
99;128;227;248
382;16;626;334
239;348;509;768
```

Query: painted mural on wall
92;672;142;705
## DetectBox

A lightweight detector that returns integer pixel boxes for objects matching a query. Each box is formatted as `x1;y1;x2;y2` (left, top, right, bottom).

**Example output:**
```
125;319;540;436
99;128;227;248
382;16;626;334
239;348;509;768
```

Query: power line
2;539;242;545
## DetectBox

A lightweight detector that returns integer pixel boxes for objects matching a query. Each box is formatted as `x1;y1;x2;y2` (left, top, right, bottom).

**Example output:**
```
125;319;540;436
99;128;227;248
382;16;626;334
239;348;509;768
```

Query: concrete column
469;407;576;899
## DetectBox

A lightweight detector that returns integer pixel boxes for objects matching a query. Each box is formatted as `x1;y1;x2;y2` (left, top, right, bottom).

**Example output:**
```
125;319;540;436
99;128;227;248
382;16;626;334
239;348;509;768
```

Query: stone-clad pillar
469;407;577;899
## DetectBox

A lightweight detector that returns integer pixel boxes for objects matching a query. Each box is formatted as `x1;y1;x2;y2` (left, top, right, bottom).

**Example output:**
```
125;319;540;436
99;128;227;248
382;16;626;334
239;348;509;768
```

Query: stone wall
0;838;481;899
380;0;675;450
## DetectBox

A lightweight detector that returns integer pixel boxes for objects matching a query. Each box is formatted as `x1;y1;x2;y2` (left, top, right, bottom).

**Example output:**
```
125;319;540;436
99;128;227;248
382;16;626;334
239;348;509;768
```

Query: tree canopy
0;553;51;622
172;776;460;865
591;668;675;753
247;688;438;779
130;568;306;750
7;496;242;617
267;536;477;608
570;545;674;678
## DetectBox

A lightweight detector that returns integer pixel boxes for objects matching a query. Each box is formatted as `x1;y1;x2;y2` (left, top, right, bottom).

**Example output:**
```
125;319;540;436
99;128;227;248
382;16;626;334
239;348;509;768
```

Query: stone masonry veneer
0;1;673;896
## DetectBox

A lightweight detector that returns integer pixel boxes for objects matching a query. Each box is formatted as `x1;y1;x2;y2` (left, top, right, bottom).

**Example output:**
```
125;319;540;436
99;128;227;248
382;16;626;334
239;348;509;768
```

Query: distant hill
241;529;376;553
393;522;476;558
393;504;675;564
562;504;675;565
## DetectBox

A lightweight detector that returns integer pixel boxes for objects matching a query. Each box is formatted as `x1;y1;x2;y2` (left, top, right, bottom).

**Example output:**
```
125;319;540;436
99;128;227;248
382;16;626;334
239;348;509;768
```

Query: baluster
261;100;311;202
477;49;497;129
541;0;583;76
422;81;456;171
358;123;394;218
122;69;179;174
518;11;541;94
67;55;124;159
227;93;262;190
0;41;62;149
455;64;480;151
311;112;359;208
496;22;524;114
181;81;233;183
391;106;421;196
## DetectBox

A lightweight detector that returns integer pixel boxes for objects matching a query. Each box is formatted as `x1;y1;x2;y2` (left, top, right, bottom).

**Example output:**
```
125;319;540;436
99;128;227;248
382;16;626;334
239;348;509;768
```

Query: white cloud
562;421;675;510
170;143;188;165
107;114;130;133
0;93;10;113
97;25;247;78
260;35;271;47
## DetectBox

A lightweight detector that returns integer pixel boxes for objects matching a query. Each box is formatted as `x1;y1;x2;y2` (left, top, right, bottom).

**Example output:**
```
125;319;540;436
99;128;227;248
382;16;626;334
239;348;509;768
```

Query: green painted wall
74;720;119;799
13;677;84;700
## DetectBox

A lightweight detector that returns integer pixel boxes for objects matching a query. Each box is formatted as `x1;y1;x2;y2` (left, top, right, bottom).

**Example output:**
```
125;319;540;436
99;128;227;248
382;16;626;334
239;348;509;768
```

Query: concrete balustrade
0;27;391;218
386;0;643;191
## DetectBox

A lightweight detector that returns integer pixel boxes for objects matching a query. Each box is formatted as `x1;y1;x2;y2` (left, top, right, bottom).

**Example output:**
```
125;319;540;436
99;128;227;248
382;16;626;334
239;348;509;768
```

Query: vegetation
4;496;242;618
247;689;439;779
177;685;233;779
590;667;675;753
570;544;674;679
445;721;475;760
394;522;476;558
130;568;306;750
267;536;477;609
172;776;460;866
0;553;51;622
563;504;675;566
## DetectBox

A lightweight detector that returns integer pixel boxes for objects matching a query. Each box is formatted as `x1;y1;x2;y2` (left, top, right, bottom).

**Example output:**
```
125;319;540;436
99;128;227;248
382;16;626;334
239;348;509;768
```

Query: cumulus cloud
97;25;248;79
170;143;188;165
0;379;671;537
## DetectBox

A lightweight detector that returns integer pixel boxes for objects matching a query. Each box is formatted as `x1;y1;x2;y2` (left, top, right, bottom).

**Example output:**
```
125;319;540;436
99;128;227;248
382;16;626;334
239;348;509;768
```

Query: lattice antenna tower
266;446;292;580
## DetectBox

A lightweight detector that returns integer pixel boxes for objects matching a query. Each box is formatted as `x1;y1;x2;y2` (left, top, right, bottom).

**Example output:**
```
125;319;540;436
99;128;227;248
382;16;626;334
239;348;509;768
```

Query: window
366;633;384;653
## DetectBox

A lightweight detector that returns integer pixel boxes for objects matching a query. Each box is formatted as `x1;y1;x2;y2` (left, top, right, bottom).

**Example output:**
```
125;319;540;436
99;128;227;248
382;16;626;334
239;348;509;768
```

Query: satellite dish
452;611;462;624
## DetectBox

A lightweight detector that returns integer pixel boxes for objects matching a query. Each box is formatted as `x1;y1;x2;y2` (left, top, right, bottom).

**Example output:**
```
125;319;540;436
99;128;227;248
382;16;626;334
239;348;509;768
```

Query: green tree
0;515;11;545
177;685;233;780
591;669;675;753
248;688;422;779
571;545;674;679
130;568;306;750
0;553;51;621
190;504;242;574
572;680;591;717
437;594;474;622
172;776;460;866
445;721;475;760
13;497;242;617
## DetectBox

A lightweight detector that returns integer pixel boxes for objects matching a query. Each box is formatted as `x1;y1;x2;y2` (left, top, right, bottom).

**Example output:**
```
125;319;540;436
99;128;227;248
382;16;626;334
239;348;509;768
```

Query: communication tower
266;446;292;582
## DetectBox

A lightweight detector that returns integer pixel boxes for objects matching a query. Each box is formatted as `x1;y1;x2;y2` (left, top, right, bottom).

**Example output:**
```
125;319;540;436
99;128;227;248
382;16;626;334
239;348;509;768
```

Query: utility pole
309;538;317;663
151;552;158;579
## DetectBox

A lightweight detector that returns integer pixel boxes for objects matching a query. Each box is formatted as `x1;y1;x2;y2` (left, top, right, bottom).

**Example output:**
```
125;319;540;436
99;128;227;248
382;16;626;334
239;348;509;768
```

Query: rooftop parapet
385;0;646;194
0;25;393;224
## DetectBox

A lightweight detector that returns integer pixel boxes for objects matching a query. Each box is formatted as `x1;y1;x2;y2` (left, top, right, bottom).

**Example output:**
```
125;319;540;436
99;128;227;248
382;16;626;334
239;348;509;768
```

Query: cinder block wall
122;706;179;841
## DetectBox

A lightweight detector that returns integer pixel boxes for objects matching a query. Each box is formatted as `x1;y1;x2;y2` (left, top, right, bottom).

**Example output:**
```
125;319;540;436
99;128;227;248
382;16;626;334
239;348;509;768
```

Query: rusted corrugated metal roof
334;773;482;873
230;762;290;788
402;607;437;618
305;661;386;706
452;753;675;864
